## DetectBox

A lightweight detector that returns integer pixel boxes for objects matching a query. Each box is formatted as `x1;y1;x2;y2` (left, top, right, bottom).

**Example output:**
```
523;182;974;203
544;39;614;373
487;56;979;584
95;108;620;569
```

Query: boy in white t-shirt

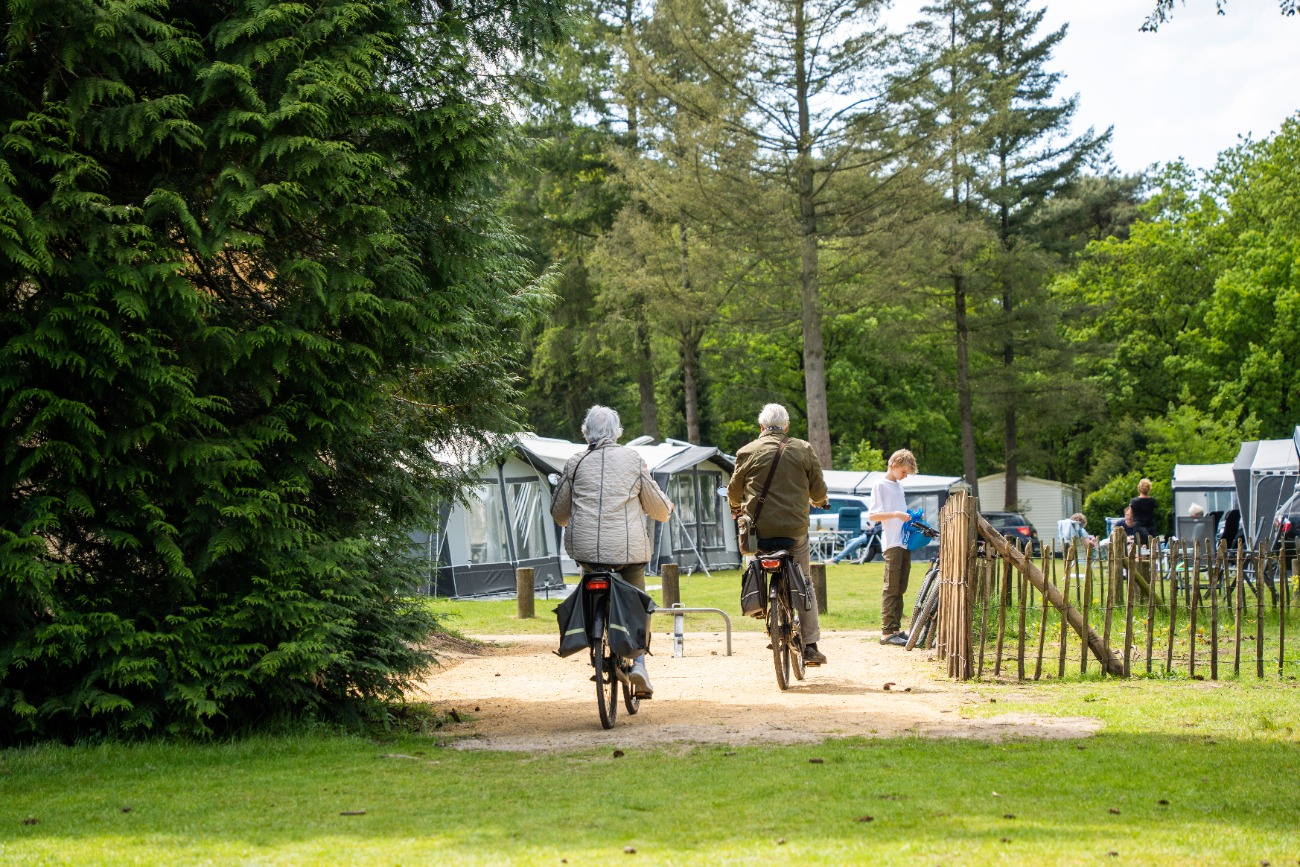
868;449;918;646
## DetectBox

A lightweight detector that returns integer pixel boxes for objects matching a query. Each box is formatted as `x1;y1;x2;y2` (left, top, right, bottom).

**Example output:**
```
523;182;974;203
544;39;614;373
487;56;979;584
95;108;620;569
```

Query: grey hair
757;403;789;430
581;405;623;444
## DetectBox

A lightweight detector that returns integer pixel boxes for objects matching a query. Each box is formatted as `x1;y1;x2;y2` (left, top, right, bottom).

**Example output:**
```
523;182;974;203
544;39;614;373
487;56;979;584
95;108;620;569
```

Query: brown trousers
882;546;912;635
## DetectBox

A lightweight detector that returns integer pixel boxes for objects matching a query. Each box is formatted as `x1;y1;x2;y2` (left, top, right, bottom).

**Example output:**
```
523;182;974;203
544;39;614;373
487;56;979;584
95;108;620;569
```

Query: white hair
757;403;789;431
581;405;622;444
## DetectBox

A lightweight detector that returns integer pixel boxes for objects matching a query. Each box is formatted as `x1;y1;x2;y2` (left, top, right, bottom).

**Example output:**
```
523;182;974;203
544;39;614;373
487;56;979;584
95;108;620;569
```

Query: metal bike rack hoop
651;603;732;657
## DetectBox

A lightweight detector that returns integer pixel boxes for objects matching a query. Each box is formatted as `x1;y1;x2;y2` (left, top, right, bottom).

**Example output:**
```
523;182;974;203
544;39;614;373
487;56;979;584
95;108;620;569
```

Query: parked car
1271;491;1300;556
980;511;1040;556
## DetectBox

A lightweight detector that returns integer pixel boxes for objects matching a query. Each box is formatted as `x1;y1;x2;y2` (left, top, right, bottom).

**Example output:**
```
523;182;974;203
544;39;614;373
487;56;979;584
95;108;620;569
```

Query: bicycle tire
906;583;940;651
768;588;790;690
787;567;807;681
911;562;940;623
594;613;618;729
622;666;640;715
864;538;881;562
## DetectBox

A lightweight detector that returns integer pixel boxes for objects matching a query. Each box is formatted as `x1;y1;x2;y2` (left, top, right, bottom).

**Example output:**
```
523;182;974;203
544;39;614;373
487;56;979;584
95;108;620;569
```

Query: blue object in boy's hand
901;507;937;551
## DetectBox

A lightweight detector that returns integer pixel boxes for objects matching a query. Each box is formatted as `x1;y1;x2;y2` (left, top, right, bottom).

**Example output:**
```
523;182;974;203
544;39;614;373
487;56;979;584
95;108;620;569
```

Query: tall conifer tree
0;0;562;741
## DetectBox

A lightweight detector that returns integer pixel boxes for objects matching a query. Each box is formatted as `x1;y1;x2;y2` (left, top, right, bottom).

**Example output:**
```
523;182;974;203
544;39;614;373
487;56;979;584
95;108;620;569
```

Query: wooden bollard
515;567;535;619
661;563;680;608
811;562;827;615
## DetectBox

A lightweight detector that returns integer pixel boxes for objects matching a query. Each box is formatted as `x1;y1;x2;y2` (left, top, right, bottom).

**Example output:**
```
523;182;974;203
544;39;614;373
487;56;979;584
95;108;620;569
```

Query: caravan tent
821;469;962;552
410;439;565;598
516;435;742;575
1232;439;1299;547
1172;463;1237;519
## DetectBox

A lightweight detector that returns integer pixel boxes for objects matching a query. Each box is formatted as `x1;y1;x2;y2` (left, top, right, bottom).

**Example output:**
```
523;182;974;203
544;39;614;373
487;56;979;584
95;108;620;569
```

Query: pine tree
0;0;562;741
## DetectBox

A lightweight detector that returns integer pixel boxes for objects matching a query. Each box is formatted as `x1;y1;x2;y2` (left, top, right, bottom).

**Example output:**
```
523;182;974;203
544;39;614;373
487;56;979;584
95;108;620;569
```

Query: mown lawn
427;562;895;636
4;566;1299;866
2;677;1298;866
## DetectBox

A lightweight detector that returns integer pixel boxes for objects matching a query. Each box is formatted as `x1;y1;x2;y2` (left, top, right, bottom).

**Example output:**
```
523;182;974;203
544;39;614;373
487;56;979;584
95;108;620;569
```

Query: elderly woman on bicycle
551;405;674;697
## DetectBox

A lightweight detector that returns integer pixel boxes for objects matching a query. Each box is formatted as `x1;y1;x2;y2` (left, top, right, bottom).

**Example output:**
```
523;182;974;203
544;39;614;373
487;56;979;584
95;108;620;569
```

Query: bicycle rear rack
651;603;732;657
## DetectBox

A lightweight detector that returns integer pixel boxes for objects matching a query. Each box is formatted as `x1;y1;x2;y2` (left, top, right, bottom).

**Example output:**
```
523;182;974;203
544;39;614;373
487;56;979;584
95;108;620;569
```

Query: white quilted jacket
550;439;674;566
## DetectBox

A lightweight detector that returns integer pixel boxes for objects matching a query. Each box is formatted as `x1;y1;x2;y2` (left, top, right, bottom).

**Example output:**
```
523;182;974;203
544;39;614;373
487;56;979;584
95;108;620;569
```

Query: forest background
506;0;1299;527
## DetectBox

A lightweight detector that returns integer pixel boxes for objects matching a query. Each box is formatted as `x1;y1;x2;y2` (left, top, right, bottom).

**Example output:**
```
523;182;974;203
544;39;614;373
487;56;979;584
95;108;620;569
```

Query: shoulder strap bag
737;437;789;556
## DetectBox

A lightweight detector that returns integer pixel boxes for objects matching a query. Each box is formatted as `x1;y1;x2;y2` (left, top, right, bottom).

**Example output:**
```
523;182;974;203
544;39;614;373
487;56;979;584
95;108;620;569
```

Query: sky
883;0;1300;176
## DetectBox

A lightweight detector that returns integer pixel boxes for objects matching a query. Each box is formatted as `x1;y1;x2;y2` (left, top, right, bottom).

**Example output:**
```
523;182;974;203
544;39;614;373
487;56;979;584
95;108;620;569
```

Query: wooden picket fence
930;495;1299;681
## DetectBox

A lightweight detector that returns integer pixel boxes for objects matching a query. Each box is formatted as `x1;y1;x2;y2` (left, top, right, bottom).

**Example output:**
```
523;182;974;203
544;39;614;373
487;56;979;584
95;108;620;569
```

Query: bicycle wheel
863;537;881;562
768;589;790;690
621;662;640;715
593;613;618;729
911;562;940;623
790;603;807;682
787;567;807;681
906;583;940;651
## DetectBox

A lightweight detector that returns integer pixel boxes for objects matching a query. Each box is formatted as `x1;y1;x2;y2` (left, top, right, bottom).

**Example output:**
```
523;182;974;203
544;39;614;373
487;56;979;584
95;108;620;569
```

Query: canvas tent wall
1172;463;1237;519
825;469;961;522
1232;439;1299;547
516;436;742;575
853;471;961;527
976;474;1082;547
838;470;962;554
409;441;565;598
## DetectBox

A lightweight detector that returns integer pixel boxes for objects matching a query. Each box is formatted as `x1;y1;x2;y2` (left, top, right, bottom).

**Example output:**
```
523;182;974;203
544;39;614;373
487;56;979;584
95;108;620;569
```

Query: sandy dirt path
412;629;1100;751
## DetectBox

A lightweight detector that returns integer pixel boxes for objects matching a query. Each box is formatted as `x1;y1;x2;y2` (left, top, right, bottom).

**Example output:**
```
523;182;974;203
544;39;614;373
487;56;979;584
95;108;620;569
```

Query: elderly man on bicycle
727;403;830;665
551;405;674;697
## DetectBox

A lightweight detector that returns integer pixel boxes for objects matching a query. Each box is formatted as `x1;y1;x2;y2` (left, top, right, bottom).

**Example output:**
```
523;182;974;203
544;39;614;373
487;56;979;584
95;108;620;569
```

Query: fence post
810;562;828;615
661;563;680;608
515;567;535;619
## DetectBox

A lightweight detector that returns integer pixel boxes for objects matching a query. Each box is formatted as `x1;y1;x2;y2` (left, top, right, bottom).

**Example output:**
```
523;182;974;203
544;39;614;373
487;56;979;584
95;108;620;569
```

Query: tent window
669;470;726;551
696;471;723;548
907;493;940;527
465;483;509;565
508;480;551;560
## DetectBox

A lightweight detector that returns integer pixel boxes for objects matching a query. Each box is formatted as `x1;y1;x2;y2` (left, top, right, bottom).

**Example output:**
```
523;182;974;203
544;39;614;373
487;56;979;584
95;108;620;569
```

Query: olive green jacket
727;430;828;539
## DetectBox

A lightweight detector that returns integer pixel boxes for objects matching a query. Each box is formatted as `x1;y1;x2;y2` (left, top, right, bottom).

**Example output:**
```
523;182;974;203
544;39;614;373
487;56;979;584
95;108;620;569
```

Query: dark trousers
882;547;911;635
579;562;646;591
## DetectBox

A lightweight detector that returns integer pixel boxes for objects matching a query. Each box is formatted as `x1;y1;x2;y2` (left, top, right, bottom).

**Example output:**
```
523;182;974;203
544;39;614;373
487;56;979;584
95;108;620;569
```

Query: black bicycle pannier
740;560;766;618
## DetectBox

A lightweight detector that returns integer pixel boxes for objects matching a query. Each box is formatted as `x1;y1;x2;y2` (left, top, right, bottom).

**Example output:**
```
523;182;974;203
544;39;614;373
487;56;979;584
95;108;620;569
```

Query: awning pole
672;508;713;579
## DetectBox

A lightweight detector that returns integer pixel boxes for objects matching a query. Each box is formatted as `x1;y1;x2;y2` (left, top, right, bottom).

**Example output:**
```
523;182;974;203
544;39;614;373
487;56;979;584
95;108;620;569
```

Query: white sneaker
629;657;653;697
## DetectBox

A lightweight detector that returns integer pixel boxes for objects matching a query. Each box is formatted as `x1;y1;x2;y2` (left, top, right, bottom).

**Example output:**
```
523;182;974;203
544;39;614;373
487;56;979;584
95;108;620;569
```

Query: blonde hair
1137;478;1152;496
1070;513;1086;524
888;449;918;472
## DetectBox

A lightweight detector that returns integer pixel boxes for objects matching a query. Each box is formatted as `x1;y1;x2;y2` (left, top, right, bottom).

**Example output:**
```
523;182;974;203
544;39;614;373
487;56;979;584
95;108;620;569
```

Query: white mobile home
976;474;1083;547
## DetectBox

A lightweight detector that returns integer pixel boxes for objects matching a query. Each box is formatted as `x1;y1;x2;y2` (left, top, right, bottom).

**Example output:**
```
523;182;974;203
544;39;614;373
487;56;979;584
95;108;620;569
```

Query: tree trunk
635;316;659;440
682;328;701;444
622;0;658;441
793;0;831;468
954;274;979;498
678;219;700;444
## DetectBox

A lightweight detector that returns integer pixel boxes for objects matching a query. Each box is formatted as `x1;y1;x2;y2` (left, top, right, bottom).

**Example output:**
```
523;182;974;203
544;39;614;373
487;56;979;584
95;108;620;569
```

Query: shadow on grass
2;732;1298;864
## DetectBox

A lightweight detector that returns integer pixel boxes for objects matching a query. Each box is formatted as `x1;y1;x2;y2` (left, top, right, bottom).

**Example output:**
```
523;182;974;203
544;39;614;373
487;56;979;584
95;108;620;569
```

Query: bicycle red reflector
760;559;782;570
585;578;610;590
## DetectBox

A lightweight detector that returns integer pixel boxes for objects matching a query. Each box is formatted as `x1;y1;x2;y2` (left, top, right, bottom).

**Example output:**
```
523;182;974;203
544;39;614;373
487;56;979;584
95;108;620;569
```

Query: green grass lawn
2;679;1297;866
5;565;1299;865
428;562;895;637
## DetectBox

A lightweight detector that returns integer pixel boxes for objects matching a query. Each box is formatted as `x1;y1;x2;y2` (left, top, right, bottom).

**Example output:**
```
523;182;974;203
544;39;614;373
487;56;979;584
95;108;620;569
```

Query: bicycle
899;516;941;651
580;570;642;729
756;548;810;690
905;558;941;651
